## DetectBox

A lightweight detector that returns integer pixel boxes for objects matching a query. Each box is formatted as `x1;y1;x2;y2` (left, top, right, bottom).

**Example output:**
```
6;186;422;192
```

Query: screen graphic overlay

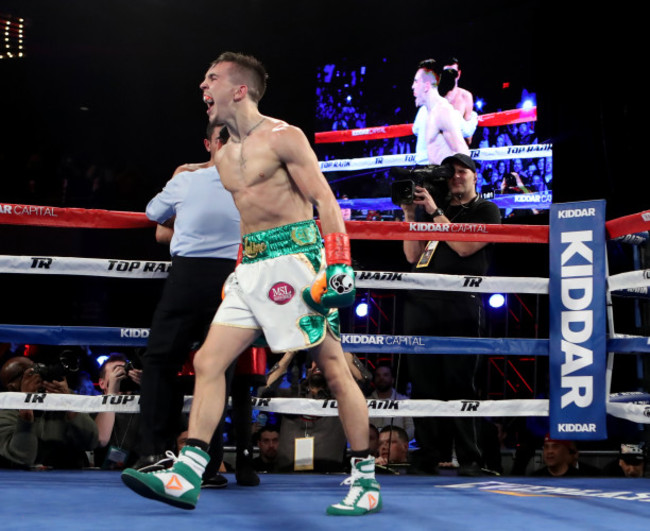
314;56;552;221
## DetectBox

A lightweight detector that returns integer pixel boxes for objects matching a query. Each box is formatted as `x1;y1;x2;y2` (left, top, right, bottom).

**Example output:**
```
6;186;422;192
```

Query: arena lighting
518;89;536;110
475;98;485;111
355;300;369;318
0;13;26;60
96;355;110;367
488;293;506;309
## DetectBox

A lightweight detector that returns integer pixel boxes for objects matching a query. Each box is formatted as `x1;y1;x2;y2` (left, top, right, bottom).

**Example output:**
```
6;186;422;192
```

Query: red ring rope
315;107;537;144
2;203;646;243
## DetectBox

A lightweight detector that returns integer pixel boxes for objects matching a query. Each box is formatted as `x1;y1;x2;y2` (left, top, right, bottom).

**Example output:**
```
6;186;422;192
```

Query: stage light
355;301;369;318
0;13;27;60
488;293;506;309
518;89;536;110
475;99;485;111
96;355;109;366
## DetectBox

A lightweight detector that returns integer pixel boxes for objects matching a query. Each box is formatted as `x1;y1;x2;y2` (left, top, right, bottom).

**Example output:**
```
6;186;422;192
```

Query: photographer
399;153;501;475
500;171;534;218
93;353;143;469
500;171;529;195
0;356;98;469
264;356;348;473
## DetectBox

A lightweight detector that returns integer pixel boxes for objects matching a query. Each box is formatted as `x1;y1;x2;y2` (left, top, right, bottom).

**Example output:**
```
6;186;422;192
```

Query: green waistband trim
241;220;322;263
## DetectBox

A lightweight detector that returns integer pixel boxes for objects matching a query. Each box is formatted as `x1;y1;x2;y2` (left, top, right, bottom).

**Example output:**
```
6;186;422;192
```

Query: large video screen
314;55;552;220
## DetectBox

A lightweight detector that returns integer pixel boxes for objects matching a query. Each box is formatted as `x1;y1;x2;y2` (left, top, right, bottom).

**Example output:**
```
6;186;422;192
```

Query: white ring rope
355;271;548;294
608;270;650;292
0;255;171;279
0;255;550;294
5;254;649;297
2;392;649;426
318;144;553;173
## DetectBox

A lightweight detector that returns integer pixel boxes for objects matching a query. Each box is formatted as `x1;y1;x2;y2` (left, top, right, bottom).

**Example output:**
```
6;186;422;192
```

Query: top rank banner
549;200;607;440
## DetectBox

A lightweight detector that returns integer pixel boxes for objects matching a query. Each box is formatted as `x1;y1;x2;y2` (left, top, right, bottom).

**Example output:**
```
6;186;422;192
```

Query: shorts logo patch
269;282;295;304
243;237;267;259
291;225;318;246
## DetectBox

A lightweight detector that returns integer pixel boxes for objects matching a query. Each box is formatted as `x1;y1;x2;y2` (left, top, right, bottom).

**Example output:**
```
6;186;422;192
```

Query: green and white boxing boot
327;456;382;516
121;446;209;510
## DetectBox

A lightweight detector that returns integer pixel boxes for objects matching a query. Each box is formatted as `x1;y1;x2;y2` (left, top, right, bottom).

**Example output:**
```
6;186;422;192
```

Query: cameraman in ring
0;356;98;469
93;353;144;469
398;153;501;476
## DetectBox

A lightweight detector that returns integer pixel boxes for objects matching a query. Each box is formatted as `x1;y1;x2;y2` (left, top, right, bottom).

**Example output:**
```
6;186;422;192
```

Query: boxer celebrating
122;52;381;516
411;58;469;164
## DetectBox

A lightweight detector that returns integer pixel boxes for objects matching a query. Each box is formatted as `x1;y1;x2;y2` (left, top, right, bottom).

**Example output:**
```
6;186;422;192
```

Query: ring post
549;200;608;440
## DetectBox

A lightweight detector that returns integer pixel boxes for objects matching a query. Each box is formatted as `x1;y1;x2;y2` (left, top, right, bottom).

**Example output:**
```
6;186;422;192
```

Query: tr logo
460;400;480;411
30;257;53;269
462;276;483;287
24;393;47;403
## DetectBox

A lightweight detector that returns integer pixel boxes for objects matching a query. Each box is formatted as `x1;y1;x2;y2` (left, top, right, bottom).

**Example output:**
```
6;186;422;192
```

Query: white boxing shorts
212;220;340;353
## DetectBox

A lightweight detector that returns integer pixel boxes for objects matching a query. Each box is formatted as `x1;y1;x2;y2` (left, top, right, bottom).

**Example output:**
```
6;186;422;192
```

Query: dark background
0;1;643;215
0;1;645;349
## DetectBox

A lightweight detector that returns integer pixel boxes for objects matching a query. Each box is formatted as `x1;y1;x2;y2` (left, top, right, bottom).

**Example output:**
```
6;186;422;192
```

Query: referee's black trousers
139;255;235;456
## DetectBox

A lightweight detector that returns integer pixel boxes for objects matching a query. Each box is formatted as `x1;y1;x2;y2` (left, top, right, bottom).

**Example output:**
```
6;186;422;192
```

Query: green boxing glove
303;232;356;311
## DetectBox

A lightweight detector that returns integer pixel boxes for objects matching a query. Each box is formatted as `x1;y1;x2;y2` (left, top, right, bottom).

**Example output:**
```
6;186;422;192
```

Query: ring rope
314;107;538;144
318;145;553;173
0;206;550;243
5;256;647;299
0;326;550;354
606;210;650;239
0;203;155;229
1;324;648;357
2;392;649;426
341;220;549;243
0;255;171;278
0;392;548;417
4;203;646;244
608;270;650;292
0;256;550;294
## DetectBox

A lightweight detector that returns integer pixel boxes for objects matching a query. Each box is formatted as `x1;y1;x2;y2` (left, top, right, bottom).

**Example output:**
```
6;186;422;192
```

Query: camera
32;350;80;382
390;164;452;207
120;358;141;393
504;172;517;189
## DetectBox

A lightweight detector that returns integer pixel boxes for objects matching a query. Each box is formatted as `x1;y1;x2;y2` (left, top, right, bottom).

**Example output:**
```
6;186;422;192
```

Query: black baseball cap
620;443;645;463
442;153;476;174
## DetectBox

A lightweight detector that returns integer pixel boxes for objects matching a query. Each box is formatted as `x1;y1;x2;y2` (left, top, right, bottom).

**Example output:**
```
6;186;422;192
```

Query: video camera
32;350;80;382
120;352;142;393
390;164;452;207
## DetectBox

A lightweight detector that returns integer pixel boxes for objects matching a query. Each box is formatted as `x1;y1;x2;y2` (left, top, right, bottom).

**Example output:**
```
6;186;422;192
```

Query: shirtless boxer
411;59;469;164
122;52;381;516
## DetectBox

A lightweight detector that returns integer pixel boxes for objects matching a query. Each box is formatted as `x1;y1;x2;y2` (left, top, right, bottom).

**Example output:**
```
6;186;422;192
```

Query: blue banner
0;324;150;346
549;200;607;440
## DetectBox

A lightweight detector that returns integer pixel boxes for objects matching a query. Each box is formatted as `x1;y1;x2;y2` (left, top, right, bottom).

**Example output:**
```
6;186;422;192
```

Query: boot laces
148;451;178;475
339;476;364;506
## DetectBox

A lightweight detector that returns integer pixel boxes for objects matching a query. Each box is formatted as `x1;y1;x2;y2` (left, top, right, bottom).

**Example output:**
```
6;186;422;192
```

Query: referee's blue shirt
146;166;241;259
